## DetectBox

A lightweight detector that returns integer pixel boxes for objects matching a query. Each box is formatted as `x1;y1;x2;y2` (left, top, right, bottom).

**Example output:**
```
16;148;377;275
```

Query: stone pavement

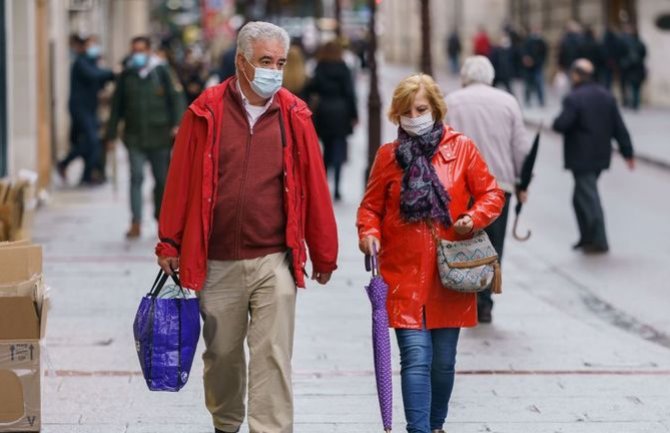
35;65;670;433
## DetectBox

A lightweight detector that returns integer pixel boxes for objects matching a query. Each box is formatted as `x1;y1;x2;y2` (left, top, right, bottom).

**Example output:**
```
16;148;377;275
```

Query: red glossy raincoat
155;79;338;290
357;125;504;329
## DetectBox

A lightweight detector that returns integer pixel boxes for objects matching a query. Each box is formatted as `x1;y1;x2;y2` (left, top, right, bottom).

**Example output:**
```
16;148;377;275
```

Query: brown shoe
125;222;141;239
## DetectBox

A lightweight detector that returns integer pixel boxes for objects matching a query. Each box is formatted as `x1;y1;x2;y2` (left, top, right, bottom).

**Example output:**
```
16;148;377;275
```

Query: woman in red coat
357;74;504;433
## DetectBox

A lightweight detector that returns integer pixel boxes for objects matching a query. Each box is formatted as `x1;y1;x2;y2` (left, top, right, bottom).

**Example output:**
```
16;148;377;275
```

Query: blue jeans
396;327;461;433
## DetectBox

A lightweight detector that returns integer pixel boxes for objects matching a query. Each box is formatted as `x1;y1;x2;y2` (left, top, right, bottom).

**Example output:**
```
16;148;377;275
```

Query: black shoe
583;244;609;254
56;162;67;182
334;191;342;202
572;240;587;250
478;304;492;324
215;429;239;433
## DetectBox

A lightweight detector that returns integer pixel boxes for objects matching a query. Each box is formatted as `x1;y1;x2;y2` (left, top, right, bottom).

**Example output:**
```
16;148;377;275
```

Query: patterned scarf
395;122;452;227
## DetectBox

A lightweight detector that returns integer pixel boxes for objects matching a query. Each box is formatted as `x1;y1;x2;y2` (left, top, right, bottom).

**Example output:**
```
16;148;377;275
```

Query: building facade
0;0;150;187
379;0;670;107
380;0;508;73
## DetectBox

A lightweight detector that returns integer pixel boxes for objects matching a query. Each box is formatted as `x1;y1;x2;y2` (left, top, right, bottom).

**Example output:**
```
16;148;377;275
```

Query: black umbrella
512;127;541;241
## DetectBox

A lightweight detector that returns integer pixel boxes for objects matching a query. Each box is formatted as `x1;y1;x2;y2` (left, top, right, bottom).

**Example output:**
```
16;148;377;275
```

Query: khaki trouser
199;251;297;433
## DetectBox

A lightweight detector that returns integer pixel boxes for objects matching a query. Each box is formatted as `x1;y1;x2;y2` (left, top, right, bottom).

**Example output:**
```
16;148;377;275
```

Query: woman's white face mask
400;111;435;137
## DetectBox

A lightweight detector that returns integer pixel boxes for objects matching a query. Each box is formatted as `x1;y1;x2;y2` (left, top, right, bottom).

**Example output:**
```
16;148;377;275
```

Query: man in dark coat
521;26;547;106
619;24;647;110
490;35;514;93
446;31;462;75
58;35;115;185
558;21;583;72
553;59;635;254
601;27;623;90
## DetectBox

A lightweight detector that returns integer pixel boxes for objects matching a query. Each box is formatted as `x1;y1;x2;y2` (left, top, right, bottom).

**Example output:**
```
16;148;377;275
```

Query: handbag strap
147;270;182;298
448;255;498;269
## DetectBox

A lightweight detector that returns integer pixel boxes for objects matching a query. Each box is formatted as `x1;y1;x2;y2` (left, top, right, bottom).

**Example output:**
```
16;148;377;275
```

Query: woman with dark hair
306;41;358;201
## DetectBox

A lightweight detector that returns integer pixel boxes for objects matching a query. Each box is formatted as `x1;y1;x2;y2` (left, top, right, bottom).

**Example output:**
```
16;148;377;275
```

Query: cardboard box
0;342;41;431
0;295;45;432
0;241;46;433
0;177;36;242
0;243;42;284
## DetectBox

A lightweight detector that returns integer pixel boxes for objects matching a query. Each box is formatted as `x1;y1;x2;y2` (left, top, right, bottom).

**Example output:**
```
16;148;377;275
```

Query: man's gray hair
460;55;496;86
236;21;290;59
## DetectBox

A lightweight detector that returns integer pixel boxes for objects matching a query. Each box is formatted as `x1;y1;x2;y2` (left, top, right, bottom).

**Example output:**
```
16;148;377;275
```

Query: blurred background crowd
0;0;668;195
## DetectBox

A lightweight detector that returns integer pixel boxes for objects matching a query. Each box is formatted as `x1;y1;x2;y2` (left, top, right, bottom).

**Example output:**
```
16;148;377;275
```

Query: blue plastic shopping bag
133;270;200;391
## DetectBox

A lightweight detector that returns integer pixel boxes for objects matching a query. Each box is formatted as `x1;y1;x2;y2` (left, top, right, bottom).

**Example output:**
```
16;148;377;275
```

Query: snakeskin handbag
434;230;502;294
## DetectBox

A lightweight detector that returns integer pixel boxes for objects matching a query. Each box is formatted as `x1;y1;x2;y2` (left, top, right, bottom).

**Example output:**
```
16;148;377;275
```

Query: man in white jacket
445;55;531;323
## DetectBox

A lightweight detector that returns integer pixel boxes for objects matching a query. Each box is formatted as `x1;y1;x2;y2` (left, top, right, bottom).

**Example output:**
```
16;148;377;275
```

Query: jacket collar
189;77;304;122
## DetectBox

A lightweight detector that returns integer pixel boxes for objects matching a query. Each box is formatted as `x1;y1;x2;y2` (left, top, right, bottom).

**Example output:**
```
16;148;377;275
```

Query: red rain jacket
357;125;504;329
156;79;338;290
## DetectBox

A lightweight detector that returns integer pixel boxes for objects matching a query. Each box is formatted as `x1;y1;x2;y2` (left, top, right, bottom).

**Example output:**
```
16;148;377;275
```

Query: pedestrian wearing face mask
105;36;186;239
357;73;504;433
58;35;115;185
155;22;338;433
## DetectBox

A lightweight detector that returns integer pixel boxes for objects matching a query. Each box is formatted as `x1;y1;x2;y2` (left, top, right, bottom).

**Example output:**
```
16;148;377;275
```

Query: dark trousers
60;109;102;183
620;73;642;110
128;147;171;223
494;78;512;94
572;170;608;249
601;67;614;90
478;192;511;309
524;68;545;106
322;136;347;198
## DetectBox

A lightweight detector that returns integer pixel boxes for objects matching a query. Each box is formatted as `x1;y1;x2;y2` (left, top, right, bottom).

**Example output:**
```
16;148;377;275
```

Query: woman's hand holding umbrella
360;235;381;255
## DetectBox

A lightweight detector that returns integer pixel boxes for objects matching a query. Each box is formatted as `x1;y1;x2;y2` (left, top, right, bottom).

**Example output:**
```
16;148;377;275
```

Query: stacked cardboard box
0;241;47;432
0;175;37;242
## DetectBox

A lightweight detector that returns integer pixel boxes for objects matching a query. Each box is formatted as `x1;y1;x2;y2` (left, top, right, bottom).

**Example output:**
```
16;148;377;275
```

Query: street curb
524;118;670;172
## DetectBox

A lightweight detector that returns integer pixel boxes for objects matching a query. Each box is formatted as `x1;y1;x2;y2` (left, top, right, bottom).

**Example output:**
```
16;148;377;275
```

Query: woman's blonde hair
283;45;307;94
387;73;447;125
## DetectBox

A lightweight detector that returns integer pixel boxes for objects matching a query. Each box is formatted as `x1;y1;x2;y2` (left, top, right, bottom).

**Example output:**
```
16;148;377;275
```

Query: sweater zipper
234;116;254;256
205;105;218;244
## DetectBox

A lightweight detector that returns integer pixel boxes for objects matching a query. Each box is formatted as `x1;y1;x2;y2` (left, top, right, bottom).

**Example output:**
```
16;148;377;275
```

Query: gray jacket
445;83;529;193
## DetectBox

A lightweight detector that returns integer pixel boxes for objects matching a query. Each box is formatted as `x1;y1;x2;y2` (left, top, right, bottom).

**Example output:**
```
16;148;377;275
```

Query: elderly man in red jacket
155;21;338;433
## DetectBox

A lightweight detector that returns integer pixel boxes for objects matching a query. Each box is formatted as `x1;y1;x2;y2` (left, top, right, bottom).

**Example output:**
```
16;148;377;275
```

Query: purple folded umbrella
365;245;392;432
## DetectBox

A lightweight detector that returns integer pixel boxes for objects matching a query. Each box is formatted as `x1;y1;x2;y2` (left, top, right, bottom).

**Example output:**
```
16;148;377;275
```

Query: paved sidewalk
36;67;670;433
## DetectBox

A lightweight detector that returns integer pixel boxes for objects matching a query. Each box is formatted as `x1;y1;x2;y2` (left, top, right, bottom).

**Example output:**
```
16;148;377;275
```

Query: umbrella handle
370;244;380;277
512;214;531;241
